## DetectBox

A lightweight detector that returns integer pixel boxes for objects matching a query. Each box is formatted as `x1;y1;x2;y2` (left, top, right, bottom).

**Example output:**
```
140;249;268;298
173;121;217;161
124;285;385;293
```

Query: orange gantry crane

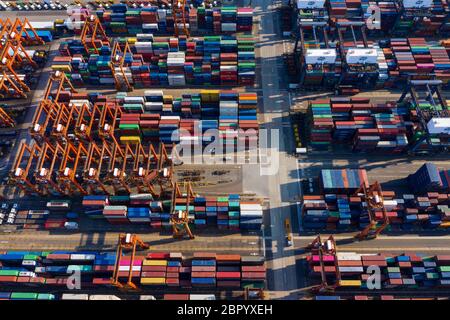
43;71;77;102
31;72;76;143
0;40;37;96
111;233;149;291
57;141;89;195
98;101;122;141
170;181;195;239
172;0;190;37
0;107;16;127
0;18;43;46
105;138;130;194
9;142;42;195
307;235;341;293
354;181;389;240
111;40;134;91
74;102;101;143
34;142;66;195
50;102;82;144
31;100;62;144
83;141;111;194
0;71;27;98
80;15;110;55
128;142;160;195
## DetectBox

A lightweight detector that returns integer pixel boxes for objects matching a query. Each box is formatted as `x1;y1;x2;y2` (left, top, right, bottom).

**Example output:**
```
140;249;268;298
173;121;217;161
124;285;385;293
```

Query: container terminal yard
0;0;448;304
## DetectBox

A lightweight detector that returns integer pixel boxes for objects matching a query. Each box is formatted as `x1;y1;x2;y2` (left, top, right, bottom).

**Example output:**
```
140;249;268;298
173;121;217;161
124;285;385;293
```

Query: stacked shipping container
0;251;265;290
308;252;450;289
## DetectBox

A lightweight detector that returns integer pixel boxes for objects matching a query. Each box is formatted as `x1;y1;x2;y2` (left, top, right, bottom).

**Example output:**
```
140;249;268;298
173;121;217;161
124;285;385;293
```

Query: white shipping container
240;204;263;211
305;49;337;64
338;267;364;272
427;118;450;134
124;97;145;104
70;254;96;261
145;90;164;98
346;48;378;64
89;295;121;300
62;294;89;300
104;205;128;211
337;252;362;260
297;0;325;9
239;210;263;217
118;266;141;272
403;0;432;8
189;294;216;300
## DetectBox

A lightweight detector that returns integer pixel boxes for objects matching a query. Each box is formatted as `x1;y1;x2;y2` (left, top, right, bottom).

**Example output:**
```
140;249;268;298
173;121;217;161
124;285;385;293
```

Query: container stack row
116;90;258;150
303;191;450;231
308;252;450;289
0;251;265;290
383;38;450;87
309;97;410;153
82;194;263;231
55;35;256;87
94;5;253;36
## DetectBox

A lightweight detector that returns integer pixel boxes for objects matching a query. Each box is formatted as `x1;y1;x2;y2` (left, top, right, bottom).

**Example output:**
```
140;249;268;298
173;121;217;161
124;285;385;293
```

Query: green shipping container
10;292;38;300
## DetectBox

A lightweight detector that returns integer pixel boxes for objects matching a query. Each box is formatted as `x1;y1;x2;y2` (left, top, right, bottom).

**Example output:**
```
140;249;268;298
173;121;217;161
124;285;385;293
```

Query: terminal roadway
254;0;302;300
0;231;263;255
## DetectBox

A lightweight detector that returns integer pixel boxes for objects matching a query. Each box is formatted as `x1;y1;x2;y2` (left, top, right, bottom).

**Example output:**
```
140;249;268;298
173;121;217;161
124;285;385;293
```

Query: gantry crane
126;142;174;197
0;40;37;96
74;102;102;143
111;40;134;91
83;141;111;194
398;80;449;154
0;71;27;98
170;181;195;239
8;142;42;195
354;181;389;241
34;142;66;195
0;106;16;127
307;235;341;293
50;102;81;144
80;15;110;55
151;142;175;198
172;0;189;37
126;142;158;195
111;233;149;291
57;141;89;195
105;139;130;194
98;101;122;141
43;71;77;102
31;100;63;144
8;18;44;46
31;72;76;143
0;18;14;46
392;0;434;36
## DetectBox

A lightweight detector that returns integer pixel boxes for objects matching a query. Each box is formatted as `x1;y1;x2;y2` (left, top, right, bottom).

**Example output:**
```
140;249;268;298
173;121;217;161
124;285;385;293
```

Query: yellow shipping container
140;277;166;285
440;222;450;228
51;65;71;72
120;136;141;144
200;90;220;102
339;280;362;287
142;259;168;266
163;95;173;103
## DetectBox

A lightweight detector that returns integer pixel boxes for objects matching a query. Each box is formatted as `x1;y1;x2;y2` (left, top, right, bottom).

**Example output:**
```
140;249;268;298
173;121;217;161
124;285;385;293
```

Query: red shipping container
216;272;241;279
164;294;189;300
